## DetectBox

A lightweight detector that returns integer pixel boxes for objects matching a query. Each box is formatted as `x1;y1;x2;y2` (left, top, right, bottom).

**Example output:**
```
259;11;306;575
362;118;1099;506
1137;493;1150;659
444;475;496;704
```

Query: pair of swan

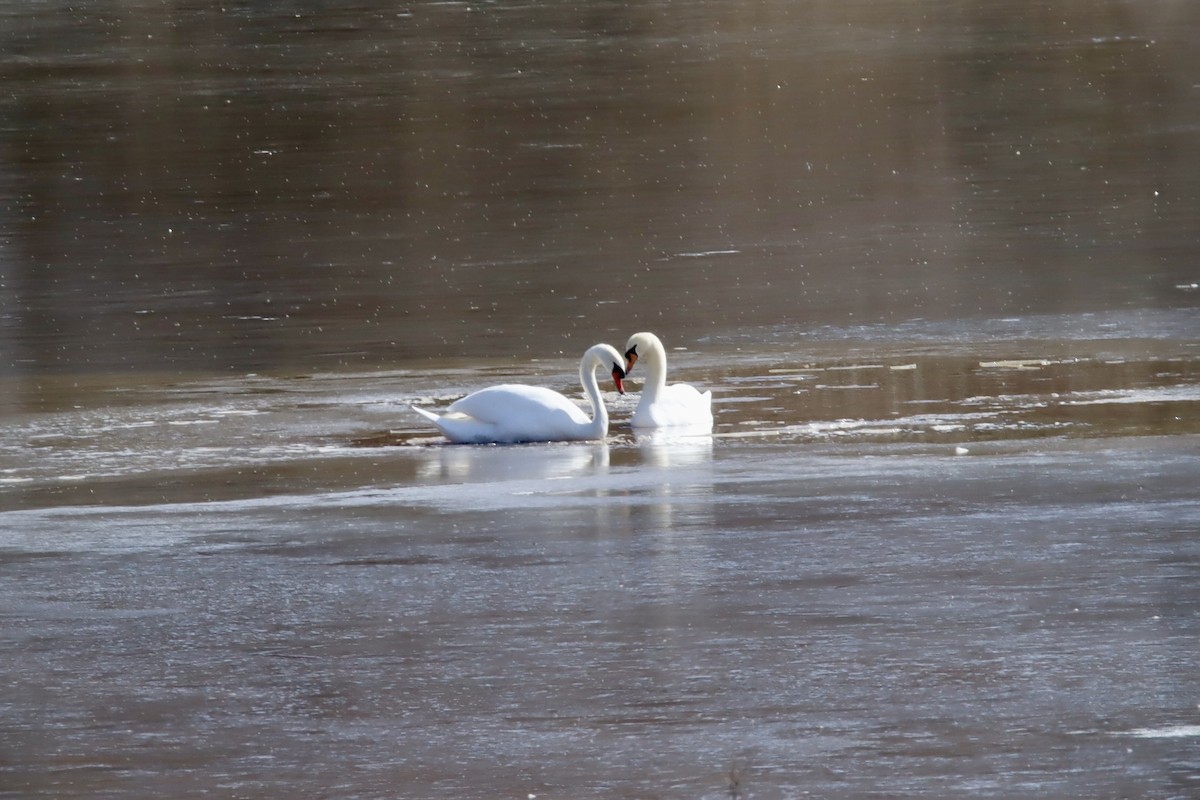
411;332;712;444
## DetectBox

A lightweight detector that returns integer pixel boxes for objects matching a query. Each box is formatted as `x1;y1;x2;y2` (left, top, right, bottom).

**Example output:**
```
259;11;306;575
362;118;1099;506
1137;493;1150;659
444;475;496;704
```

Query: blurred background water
1;0;1196;384
2;2;1199;798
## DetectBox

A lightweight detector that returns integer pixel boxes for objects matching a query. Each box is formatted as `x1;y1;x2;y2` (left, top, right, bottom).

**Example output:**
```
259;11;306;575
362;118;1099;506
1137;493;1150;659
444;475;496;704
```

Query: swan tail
411;405;441;424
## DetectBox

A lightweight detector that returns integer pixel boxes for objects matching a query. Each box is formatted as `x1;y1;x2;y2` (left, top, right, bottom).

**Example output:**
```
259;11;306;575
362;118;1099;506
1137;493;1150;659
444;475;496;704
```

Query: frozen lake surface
3;313;1199;799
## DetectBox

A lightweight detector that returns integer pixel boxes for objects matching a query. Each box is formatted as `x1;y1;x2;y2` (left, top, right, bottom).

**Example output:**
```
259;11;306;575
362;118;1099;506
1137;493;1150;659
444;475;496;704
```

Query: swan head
583;343;627;395
623;331;662;374
611;363;626;395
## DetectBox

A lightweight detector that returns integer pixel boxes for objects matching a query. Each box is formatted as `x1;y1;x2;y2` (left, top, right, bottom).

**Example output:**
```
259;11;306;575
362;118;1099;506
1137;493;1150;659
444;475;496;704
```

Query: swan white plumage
412;344;627;444
623;331;713;430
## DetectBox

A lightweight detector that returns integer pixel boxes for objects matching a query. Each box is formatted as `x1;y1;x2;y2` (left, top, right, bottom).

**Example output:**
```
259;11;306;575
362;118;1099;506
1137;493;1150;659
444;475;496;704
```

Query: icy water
3;1;1200;798
3;321;1199;799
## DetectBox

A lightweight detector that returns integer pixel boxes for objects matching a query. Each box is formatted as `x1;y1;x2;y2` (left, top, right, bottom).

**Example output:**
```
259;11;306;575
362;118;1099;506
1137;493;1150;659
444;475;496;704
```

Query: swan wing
447;385;590;425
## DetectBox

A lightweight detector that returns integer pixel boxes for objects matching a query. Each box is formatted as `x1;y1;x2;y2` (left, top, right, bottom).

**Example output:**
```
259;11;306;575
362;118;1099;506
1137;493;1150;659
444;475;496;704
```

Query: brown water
3;0;1198;380
2;1;1200;798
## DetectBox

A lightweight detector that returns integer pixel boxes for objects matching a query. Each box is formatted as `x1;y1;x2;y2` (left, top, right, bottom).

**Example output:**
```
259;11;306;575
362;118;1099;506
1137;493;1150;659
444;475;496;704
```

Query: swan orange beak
624;345;638;373
611;363;626;395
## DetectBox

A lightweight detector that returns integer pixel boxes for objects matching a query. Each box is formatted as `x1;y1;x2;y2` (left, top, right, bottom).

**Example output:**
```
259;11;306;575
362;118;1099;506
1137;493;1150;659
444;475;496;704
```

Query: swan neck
641;344;668;399
579;358;608;435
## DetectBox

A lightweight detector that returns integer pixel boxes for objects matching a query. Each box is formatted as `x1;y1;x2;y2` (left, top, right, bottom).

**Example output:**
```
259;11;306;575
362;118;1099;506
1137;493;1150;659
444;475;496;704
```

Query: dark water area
1;0;1198;380
2;2;1200;798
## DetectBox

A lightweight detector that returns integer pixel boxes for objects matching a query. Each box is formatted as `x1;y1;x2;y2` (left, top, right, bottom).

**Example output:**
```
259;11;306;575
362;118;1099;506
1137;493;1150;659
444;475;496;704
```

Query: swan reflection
416;441;610;482
634;429;714;468
630;429;715;528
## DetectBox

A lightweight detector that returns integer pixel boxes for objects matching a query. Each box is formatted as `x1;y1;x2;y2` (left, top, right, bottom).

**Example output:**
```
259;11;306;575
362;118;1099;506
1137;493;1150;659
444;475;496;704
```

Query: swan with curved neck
623;332;713;430
412;344;627;444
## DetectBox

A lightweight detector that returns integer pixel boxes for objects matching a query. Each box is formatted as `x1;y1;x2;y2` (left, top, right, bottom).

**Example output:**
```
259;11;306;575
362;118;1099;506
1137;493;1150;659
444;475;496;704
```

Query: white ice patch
1062;385;1200;406
674;249;740;258
1120;724;1200;739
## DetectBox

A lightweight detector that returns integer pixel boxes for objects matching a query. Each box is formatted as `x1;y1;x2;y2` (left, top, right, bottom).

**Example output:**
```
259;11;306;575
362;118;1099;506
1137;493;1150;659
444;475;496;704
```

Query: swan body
412;344;626;444
623;332;713;430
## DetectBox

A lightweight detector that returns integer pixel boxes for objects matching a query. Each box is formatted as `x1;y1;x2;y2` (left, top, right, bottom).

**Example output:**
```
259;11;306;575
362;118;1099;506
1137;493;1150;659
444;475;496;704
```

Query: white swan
623;332;713;430
412;344;627;444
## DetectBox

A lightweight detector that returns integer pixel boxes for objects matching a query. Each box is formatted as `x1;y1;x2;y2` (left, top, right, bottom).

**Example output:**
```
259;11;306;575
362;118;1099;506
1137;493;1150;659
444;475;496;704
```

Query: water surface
2;1;1199;798
2;0;1198;377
